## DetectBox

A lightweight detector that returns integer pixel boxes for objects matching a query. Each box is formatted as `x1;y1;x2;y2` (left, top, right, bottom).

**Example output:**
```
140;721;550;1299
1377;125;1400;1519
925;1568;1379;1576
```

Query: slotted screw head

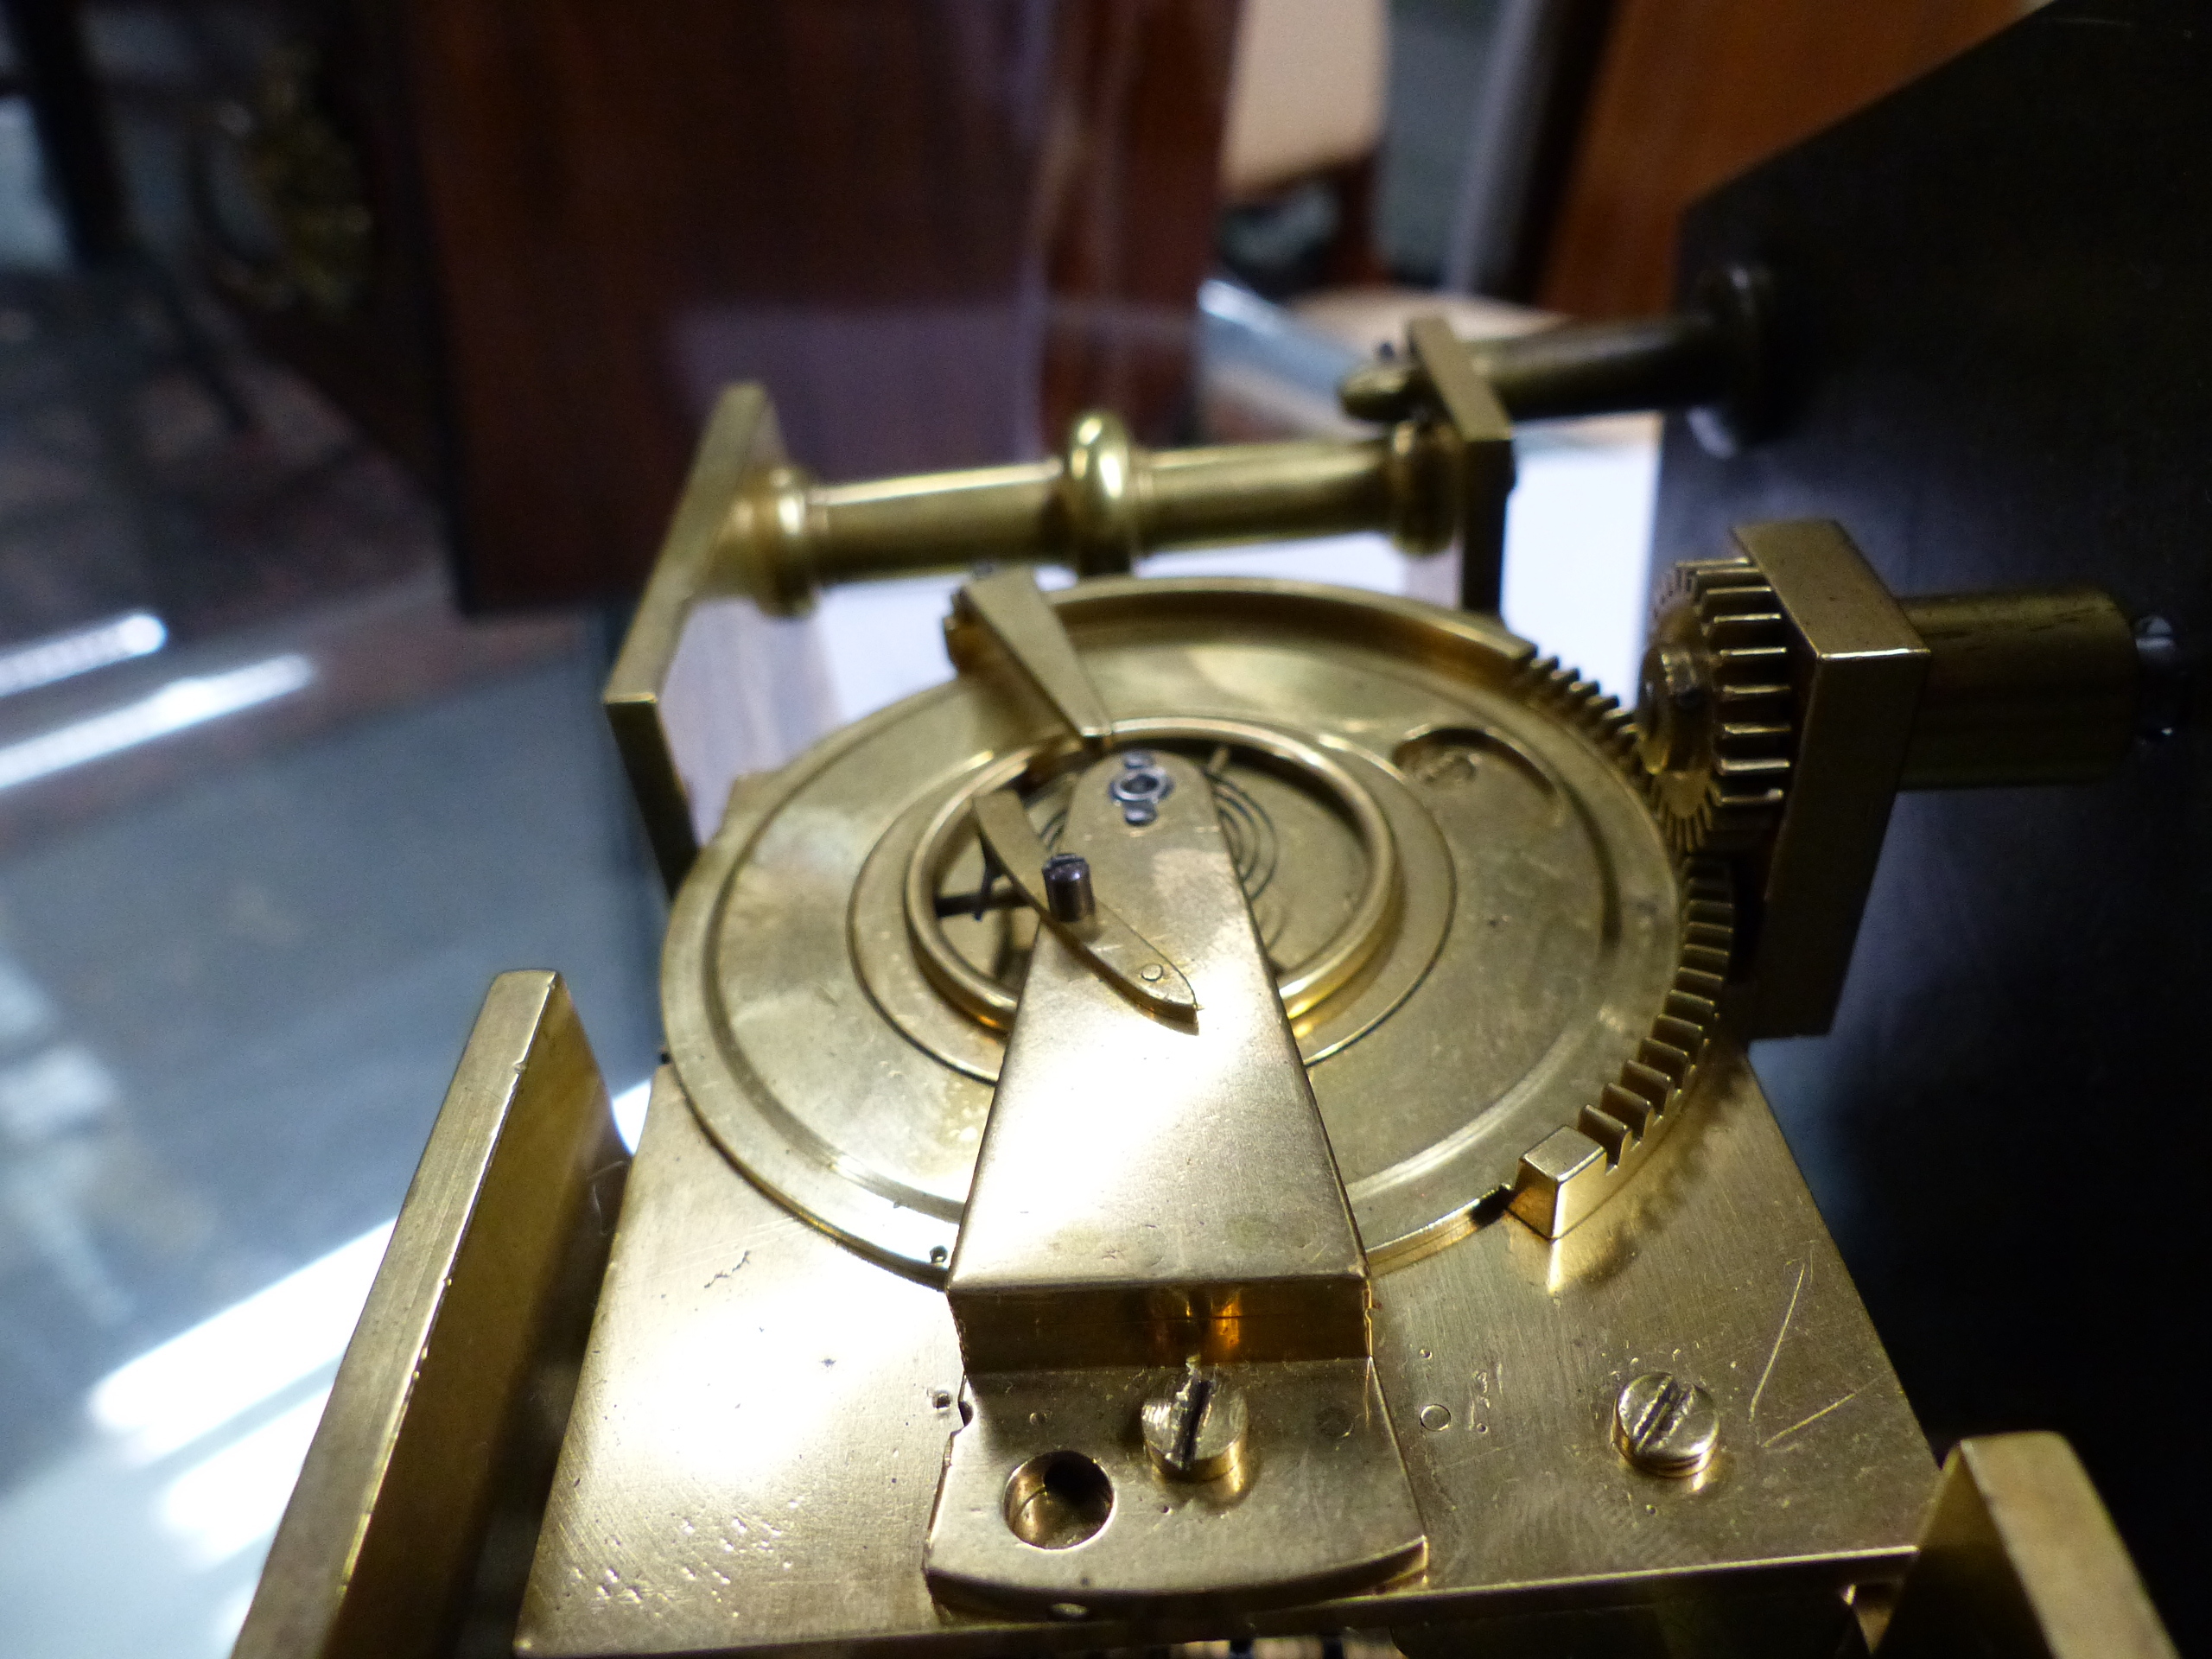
1613;1372;1718;1476
1141;1365;1248;1482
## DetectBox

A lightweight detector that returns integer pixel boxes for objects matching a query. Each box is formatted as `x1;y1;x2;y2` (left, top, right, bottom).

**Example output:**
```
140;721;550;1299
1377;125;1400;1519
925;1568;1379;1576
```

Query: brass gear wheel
1515;650;1736;1207
1635;556;1794;856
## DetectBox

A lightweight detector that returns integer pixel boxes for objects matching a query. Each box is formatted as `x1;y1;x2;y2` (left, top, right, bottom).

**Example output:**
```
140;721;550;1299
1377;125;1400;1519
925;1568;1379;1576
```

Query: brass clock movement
232;304;2176;1659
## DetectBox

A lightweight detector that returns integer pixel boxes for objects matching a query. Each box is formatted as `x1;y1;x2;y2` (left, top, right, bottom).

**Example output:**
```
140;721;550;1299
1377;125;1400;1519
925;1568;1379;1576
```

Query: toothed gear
1510;651;1737;1183
1636;556;1794;856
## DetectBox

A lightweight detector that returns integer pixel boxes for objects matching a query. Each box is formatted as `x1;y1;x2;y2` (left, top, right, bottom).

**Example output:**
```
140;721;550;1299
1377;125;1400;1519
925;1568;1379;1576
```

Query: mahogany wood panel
1538;0;2024;318
402;0;1234;608
156;1;1235;609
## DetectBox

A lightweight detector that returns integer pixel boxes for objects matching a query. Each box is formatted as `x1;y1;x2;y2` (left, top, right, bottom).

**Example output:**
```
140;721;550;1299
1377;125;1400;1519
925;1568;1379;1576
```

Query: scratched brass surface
517;1042;1929;1656
926;1358;1427;1616
661;578;1686;1274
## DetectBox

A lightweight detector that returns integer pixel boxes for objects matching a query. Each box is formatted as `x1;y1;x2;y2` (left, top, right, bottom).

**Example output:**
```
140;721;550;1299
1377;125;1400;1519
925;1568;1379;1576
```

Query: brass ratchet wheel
659;576;1733;1273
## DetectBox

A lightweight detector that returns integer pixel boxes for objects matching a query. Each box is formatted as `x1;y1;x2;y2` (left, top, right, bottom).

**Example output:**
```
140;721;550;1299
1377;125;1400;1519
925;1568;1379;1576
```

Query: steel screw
1141;1363;1248;1482
1040;853;1095;922
1108;753;1174;826
1613;1371;1718;1477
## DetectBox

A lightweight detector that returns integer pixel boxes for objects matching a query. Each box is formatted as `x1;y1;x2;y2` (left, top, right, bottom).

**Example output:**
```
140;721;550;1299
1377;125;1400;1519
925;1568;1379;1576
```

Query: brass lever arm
970;788;1196;1017
947;569;1115;750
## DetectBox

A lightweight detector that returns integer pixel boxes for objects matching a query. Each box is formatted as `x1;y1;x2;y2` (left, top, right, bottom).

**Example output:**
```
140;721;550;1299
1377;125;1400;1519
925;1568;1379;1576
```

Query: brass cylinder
1898;587;2139;788
715;416;1464;614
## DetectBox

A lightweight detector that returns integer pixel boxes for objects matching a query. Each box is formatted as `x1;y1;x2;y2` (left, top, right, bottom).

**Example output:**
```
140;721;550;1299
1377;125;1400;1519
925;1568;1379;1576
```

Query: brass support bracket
603;385;791;890
1878;1433;2177;1658
1736;520;1931;1038
1673;522;2148;1038
1408;315;1516;613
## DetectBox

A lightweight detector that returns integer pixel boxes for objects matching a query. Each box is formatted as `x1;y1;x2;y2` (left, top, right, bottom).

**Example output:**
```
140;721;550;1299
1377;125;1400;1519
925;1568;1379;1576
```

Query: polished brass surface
1879;1435;2177;1659
233;248;2187;1651
601;372;1534;887
945;753;1369;1372
1405;316;1515;612
516;1045;1932;1656
1898;587;2139;788
237;972;623;1659
937;741;1433;1618
659;578;1697;1274
595;367;1518;631
718;418;1469;617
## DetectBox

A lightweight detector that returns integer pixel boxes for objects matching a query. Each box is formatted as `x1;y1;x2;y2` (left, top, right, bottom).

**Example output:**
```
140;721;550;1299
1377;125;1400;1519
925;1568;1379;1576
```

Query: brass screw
1613;1372;1718;1476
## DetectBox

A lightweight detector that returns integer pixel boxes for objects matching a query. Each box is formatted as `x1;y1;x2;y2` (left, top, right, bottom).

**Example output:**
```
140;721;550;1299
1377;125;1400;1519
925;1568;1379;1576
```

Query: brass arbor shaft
727;410;1465;615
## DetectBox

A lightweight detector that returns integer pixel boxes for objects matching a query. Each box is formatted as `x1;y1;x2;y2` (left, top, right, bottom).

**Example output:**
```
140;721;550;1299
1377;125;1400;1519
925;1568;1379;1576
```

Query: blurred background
0;3;2026;1655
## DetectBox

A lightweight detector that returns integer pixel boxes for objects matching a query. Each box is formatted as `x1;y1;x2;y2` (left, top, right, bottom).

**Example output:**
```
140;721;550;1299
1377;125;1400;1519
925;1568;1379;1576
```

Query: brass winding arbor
233;302;2174;1659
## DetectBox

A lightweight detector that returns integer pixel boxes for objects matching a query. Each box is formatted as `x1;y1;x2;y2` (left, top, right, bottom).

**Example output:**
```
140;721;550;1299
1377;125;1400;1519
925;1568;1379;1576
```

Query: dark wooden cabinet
141;0;1236;608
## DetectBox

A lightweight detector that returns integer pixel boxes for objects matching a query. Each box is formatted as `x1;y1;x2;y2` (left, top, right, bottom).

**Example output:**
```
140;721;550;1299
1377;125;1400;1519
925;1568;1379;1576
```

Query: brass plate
661;580;1684;1272
516;1044;1932;1656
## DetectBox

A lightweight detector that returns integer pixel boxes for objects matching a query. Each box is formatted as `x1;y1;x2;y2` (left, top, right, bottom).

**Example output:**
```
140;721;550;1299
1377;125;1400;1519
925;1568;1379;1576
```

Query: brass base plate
517;1045;1931;1656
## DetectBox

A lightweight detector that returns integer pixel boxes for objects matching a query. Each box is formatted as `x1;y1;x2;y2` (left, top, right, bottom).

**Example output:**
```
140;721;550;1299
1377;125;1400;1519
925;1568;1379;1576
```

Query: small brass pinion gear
1635;556;1794;856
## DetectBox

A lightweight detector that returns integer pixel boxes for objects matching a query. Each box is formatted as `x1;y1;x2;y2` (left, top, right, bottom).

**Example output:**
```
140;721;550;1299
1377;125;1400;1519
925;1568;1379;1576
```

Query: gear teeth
1513;652;1641;768
1572;855;1734;1172
1499;652;1742;1192
1638;555;1796;857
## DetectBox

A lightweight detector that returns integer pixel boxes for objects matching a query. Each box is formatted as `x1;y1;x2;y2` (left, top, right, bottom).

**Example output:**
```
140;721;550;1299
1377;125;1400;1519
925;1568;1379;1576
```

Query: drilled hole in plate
1003;1450;1112;1549
1393;726;1559;808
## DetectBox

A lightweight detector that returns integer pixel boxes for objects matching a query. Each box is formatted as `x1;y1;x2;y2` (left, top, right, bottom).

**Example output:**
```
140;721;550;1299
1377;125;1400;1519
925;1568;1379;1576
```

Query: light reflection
157;1388;330;1568
88;1219;391;1465
0;653;314;792
613;1078;651;1152
0;611;166;701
